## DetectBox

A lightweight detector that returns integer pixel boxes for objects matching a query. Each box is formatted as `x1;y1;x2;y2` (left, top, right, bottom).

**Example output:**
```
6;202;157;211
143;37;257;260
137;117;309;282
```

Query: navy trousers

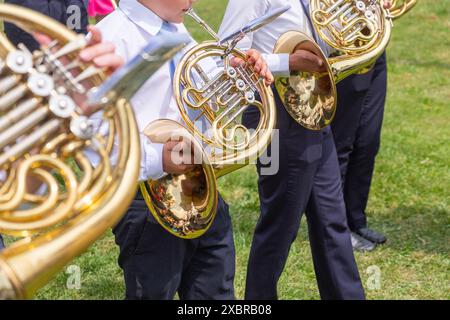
331;53;387;231
112;190;236;300
242;90;365;300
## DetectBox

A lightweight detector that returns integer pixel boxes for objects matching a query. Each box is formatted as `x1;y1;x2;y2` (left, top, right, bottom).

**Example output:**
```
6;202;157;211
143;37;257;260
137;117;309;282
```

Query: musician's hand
33;26;123;74
33;26;123;114
231;49;274;86
162;140;196;175
383;1;393;9
289;49;327;74
78;26;123;74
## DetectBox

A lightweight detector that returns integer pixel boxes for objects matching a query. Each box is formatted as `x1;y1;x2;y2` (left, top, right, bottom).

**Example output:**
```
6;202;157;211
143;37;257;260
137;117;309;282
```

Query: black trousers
331;53;387;231
113;190;236;300
242;90;365;300
0;234;4;249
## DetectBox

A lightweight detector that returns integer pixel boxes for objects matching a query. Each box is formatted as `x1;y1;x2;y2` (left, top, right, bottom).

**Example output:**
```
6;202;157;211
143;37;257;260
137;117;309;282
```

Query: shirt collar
119;0;165;36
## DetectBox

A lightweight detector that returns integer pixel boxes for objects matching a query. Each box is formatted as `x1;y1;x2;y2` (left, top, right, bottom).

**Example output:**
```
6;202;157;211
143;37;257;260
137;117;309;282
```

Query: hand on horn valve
231;49;274;86
33;26;124;74
32;26;124;115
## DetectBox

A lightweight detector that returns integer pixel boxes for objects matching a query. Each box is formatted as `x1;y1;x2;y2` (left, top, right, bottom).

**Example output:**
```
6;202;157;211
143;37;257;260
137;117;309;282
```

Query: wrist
289;53;298;72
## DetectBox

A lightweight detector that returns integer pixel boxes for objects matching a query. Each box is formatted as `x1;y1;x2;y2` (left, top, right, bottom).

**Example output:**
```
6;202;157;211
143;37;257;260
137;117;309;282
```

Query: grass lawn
2;0;449;300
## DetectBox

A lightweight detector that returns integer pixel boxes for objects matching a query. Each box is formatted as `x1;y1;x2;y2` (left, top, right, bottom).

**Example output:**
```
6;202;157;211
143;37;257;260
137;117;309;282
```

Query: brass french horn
274;0;393;130
390;0;418;19
140;7;291;239
0;4;186;299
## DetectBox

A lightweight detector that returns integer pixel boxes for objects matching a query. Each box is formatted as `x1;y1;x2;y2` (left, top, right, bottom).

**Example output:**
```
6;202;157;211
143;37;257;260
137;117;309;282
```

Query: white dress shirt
218;0;315;77
95;0;196;181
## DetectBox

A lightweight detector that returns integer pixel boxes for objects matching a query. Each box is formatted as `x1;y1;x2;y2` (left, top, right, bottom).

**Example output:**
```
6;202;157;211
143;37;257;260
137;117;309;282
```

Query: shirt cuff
139;139;166;182
263;53;290;77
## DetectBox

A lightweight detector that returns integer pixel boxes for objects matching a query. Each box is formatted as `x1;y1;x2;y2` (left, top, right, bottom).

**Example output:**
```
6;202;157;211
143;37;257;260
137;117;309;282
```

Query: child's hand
162;140;196;175
33;26;124;114
78;26;123;74
231;49;274;86
33;26;123;74
289;49;327;74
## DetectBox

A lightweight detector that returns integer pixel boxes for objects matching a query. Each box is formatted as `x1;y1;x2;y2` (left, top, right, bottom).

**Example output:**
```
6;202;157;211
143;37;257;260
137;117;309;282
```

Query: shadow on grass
369;205;449;256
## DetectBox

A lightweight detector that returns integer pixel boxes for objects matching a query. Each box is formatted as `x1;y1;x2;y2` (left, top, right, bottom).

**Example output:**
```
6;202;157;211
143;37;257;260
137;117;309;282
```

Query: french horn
0;3;187;299
390;0;418;19
274;0;393;130
140;6;290;239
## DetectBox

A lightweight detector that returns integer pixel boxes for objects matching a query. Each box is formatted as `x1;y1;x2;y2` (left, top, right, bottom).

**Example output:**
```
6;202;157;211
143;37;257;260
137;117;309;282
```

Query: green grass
3;0;450;300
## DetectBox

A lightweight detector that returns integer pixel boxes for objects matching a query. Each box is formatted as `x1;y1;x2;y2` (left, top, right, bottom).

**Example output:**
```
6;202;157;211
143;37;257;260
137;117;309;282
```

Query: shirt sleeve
262;53;290;76
218;0;265;51
139;136;166;182
86;111;167;182
218;0;289;76
94;23;168;182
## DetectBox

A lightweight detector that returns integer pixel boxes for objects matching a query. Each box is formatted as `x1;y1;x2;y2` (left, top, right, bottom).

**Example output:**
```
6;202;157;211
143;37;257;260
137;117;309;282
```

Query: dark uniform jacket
4;0;88;51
